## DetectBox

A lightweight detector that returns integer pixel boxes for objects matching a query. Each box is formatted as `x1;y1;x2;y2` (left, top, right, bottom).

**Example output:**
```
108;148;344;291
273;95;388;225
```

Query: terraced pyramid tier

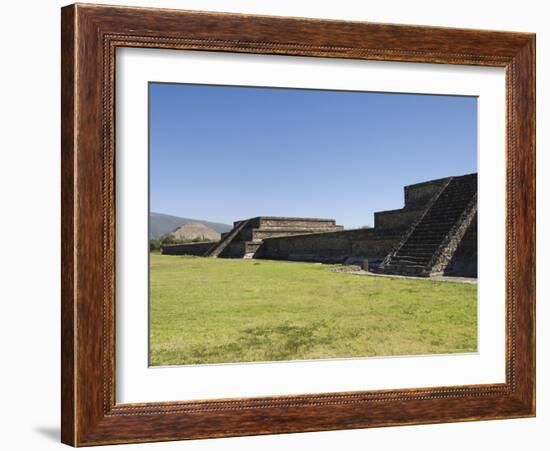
205;217;344;259
379;173;477;276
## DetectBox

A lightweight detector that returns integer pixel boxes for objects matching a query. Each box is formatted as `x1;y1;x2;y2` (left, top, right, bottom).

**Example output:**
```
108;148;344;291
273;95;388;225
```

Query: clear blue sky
149;83;477;228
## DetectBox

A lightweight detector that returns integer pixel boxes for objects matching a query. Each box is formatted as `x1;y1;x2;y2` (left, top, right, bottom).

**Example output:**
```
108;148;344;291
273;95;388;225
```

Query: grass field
149;255;477;366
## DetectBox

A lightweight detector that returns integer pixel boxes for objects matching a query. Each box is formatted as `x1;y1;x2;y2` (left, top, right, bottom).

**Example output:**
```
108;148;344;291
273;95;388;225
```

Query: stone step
429;206;471;213
405;236;448;244
422;213;463;220
400;241;441;251
441;198;473;203
423;209;467;217
428;208;471;214
433;204;471;210
410;225;453;232
396;246;436;252
411;227;453;234
394;250;434;257
410;224;453;231
407;230;449;237
402;243;442;250
415;221;456;227
416;218;458;224
384;260;426;266
436;196;475;202
407;233;448;239
430;205;471;210
413;228;453;235
439;192;471;196
392;259;432;265
385;262;426;268
396;249;437;256
397;252;437;259
423;211;464;216
382;264;427;276
415;221;456;228
419;218;461;224
403;243;443;250
439;187;476;193
401;240;442;246
393;255;432;262
399;245;441;251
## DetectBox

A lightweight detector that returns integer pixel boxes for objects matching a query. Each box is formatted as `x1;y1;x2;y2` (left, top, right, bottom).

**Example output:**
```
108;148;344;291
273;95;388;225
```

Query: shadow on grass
173;320;361;364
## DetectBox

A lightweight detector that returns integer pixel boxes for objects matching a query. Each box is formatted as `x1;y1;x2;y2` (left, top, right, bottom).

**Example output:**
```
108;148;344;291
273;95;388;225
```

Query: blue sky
149;83;477;228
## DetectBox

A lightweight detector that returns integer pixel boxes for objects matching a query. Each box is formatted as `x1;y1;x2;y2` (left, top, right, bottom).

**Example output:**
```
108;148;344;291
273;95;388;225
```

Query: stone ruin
161;173;477;278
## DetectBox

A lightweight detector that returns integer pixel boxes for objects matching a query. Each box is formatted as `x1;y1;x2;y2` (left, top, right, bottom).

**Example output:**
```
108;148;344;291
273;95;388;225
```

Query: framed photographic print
61;3;535;446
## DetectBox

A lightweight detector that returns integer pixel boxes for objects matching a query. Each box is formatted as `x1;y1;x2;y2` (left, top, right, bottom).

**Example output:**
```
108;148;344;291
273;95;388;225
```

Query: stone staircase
378;173;477;276
204;219;251;257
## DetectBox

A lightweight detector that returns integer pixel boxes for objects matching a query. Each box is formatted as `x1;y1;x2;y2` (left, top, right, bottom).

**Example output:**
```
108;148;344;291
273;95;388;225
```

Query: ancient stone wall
443;214;477;277
374;208;424;230
259;228;401;264
404;177;450;206
215;216;344;258
161;241;216;256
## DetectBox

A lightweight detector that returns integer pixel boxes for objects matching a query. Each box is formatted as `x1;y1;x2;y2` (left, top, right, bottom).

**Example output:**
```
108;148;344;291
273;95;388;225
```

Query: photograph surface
148;82;478;366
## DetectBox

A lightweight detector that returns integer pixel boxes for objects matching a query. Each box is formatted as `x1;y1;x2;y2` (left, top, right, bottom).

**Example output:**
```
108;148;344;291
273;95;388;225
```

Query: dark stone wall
259;228;402;264
443;214;477;277
220;241;263;258
161;241;216;256
404;177;450;207
374;207;423;231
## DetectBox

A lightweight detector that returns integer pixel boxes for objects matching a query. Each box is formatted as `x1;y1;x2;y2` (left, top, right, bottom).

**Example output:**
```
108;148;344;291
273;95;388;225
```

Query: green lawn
150;255;477;366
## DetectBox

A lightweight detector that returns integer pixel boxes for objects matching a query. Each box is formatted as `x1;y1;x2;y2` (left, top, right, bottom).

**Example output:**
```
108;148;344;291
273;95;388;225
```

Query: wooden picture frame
61;3;535;446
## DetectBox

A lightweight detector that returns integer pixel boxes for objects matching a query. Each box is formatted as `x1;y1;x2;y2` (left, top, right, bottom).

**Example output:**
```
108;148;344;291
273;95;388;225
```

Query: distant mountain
149;212;232;240
167;222;220;242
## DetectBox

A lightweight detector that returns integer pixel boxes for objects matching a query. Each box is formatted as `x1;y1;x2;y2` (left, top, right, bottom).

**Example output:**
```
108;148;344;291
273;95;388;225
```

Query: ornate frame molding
61;4;535;446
